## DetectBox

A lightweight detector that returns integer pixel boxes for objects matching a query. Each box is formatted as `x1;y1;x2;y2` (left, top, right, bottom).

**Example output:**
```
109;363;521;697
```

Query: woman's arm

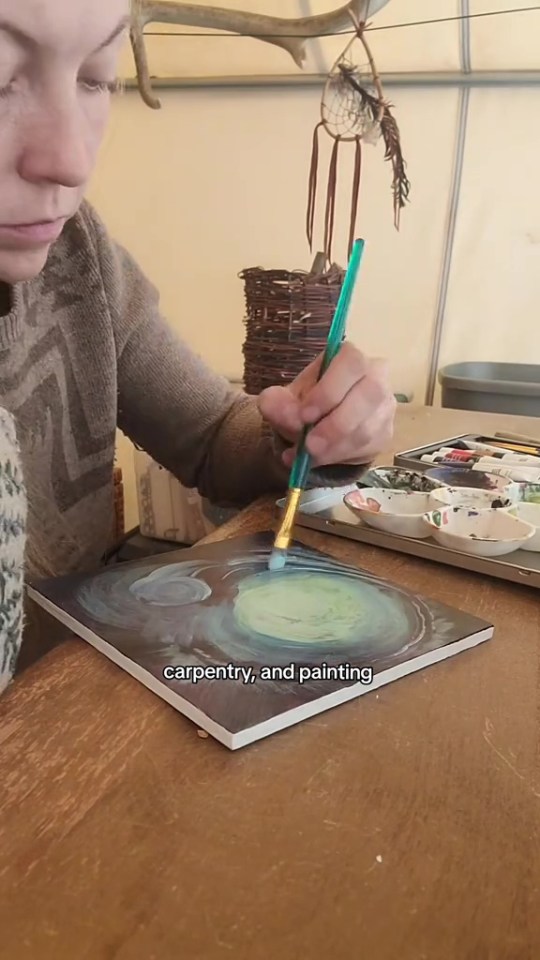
0;408;27;693
85;203;374;507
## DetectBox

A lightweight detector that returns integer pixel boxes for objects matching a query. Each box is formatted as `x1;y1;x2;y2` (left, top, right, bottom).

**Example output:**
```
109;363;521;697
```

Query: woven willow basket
240;264;345;394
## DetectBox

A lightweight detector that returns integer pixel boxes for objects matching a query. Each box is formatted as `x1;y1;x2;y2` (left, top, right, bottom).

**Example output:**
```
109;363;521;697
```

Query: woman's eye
79;78;119;94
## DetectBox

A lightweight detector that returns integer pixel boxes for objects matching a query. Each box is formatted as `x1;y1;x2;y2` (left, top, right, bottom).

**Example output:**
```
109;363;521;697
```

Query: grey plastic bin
438;362;540;417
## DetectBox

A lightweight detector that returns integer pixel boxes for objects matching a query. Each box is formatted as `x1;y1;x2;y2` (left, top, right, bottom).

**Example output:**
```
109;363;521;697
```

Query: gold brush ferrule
274;487;302;550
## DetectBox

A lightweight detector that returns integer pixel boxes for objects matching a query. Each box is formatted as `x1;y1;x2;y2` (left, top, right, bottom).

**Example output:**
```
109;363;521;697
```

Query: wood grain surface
1;405;540;960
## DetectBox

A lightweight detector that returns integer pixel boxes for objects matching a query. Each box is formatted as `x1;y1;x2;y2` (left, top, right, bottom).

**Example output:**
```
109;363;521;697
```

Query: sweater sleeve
84;204;367;507
0;407;27;694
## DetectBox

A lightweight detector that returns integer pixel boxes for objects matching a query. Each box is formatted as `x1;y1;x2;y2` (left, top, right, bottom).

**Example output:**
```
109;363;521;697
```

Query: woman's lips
0;218;67;245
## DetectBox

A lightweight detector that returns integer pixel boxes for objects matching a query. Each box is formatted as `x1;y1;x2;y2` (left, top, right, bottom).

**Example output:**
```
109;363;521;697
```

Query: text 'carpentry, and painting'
162;663;374;684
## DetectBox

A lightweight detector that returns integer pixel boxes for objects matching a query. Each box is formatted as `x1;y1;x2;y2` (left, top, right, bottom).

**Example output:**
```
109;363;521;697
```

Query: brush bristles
268;548;287;572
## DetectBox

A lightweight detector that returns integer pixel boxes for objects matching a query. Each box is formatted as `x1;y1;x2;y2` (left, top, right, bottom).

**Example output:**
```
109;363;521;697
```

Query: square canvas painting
28;532;494;748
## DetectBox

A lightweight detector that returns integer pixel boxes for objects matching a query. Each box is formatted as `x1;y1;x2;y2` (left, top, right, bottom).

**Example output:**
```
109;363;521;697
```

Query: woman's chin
0;245;52;284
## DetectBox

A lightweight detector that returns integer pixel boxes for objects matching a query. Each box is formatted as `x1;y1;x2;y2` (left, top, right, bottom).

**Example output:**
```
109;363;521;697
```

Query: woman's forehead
0;0;129;56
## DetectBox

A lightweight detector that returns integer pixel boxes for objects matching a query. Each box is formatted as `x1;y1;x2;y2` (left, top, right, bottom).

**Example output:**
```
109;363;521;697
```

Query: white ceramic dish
344;488;433;539
423;506;535;557
507;501;540;551
429;485;513;511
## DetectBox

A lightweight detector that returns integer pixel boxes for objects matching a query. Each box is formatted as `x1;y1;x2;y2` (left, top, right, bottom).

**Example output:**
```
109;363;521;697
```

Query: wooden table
1;405;540;959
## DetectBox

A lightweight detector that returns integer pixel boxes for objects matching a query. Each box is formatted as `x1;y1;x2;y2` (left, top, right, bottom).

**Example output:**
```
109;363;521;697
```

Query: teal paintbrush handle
289;332;345;488
288;238;365;491
289;428;312;489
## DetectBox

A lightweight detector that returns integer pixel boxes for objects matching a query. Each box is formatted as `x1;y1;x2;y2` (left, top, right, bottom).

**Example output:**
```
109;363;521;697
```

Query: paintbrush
268;238;366;572
494;431;540;448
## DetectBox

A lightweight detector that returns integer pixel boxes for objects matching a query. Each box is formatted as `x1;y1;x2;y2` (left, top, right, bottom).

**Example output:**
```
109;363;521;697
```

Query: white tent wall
85;0;540;527
437;86;540;387
88;84;458;395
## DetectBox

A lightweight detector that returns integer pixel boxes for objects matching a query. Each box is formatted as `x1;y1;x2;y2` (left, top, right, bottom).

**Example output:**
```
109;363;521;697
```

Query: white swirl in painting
129;565;211;606
75;545;431;675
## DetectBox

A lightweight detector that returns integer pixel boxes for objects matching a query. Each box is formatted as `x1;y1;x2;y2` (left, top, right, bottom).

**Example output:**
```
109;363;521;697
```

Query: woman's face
0;0;129;283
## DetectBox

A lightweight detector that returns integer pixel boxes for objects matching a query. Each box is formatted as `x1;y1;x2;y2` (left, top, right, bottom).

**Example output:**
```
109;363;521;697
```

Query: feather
337;63;411;229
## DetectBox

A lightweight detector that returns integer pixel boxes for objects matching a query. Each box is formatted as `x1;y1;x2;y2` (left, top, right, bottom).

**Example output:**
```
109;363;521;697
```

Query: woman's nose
17;100;95;189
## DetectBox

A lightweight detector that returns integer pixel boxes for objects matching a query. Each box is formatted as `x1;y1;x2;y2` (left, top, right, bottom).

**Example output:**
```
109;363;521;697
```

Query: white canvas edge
232;626;494;748
27;585;493;751
27;587;237;749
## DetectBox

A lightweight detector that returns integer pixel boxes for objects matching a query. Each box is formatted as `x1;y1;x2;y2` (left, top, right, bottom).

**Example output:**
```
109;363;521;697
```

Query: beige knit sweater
0;201;365;676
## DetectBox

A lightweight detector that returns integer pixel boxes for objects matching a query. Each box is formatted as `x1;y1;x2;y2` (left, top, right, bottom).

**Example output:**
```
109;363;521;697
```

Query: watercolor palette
393;432;540;499
276;485;540;590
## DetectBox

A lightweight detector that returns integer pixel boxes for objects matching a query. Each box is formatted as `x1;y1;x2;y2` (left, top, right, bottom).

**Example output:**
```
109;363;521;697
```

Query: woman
0;0;396;683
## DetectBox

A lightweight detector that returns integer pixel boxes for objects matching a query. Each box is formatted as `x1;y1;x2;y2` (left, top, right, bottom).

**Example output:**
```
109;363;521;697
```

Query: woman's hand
258;343;396;469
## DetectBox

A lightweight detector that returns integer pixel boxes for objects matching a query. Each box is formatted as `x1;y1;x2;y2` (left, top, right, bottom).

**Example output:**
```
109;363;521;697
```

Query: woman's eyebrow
96;15;131;52
0;20;34;49
0;14;130;52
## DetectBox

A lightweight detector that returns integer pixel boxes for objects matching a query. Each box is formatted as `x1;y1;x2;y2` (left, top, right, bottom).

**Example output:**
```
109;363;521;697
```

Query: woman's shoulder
42;199;135;327
55;199;112;263
39;199;113;301
46;200;159;349
72;198;110;240
53;200;152;308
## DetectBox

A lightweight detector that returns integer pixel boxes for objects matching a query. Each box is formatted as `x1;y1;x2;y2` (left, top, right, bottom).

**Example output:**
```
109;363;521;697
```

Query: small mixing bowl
356;466;445;493
423;505;535;557
344;487;433;538
506;501;540;551
429;485;513;511
424;466;514;495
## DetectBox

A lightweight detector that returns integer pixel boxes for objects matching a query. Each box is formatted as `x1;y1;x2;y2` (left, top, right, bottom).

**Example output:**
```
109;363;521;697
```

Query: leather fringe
306;121;323;252
307;127;363;265
323;136;340;266
348;137;362;260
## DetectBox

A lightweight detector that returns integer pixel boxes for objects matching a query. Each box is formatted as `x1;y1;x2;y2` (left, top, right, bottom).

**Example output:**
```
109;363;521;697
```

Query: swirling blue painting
30;532;493;748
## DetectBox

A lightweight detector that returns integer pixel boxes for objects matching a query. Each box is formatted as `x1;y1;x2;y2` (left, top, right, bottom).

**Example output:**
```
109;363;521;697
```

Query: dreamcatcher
306;13;411;266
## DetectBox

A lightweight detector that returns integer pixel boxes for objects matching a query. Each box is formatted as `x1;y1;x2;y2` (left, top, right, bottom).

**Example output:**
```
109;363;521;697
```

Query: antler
130;0;392;109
